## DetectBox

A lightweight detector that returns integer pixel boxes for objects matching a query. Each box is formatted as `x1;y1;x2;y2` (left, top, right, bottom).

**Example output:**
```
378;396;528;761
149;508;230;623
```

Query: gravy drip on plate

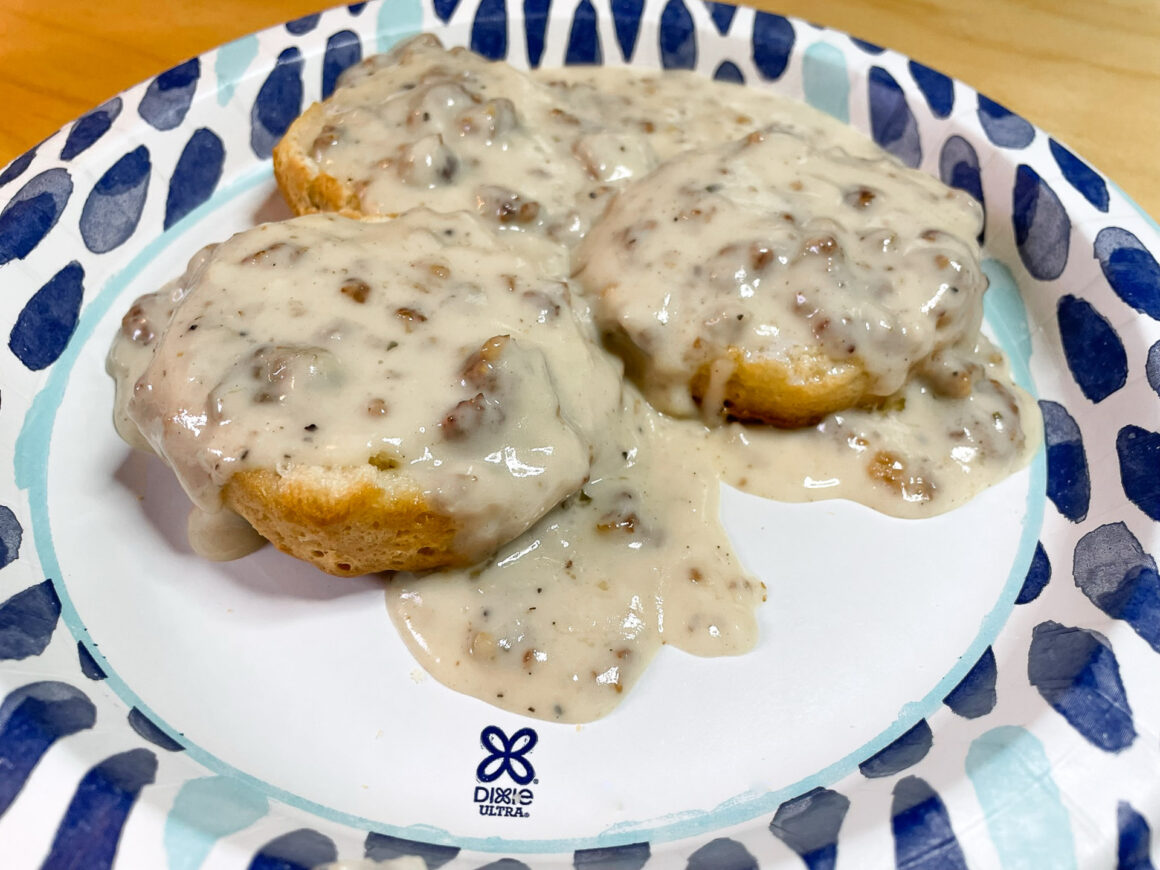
390;390;763;723
108;41;1040;721
699;341;1038;515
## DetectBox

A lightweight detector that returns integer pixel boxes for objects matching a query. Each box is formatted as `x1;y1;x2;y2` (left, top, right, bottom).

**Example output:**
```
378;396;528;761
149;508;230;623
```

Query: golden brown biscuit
575;128;988;426
108;211;622;576
688;347;871;428
269;34;624;239
222;466;460;577
273;102;364;217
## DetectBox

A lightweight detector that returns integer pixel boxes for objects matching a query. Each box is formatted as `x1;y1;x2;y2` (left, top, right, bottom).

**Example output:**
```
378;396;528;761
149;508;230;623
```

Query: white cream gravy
107;211;621;563
108;40;1039;722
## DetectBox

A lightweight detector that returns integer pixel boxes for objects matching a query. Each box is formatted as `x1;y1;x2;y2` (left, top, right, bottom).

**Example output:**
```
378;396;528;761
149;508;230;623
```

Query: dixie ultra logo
473;725;538;818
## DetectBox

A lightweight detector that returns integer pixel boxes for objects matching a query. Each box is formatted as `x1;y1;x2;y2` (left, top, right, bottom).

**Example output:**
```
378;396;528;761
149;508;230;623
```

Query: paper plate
1;0;1158;867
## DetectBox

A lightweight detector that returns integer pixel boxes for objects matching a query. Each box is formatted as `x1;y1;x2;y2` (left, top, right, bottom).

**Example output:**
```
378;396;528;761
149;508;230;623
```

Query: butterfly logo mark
476;725;538;784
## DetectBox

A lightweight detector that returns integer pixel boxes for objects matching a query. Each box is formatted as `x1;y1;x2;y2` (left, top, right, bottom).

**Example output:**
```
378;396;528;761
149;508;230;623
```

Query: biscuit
688;346;871;428
576;126;988;425
271;33;599;234
108;211;622;576
273;102;364;217
222;466;460;577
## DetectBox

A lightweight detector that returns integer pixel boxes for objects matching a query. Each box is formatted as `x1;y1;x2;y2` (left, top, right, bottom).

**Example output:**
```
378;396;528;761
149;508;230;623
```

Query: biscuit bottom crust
690;347;871;427
223;467;463;577
272;103;364;218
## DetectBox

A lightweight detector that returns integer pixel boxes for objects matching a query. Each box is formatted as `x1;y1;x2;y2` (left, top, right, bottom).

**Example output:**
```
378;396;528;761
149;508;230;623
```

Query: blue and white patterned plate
2;1;1159;867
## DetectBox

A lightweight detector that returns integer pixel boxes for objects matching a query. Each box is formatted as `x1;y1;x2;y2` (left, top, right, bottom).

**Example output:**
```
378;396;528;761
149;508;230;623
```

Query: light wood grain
1;0;1157;215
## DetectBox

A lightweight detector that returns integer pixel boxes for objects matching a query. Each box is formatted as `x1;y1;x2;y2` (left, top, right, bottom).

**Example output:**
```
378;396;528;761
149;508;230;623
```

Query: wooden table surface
2;0;1158;216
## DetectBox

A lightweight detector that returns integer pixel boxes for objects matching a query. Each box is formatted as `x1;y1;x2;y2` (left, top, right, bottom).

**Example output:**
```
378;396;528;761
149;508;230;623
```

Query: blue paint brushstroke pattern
714;61;744;84
752;13;794;79
80;145;151;253
0;682;95;817
659;0;696;69
942;646;997;718
285;13;320;34
0;580;61;660
977;94;1035;148
471;0;508;60
1118;801;1156;870
128;707;184;752
939;136;984;205
41;748;157;870
0;168;73;265
250;829;337;870
138;59;200;131
707;2;736;34
1016;541;1051;604
251;49;304;159
768;787;850;870
868;66;921;168
859;719;932;778
365;832;460;868
1028;621;1136;752
0;505;22;569
0;148;36;189
566;0;603;65
1074;522;1160;653
77;642;107;680
891;777;968;870
61;98;123;161
1147;341;1160;397
611;0;645;61
433;0;459;23
1050;139;1109;212
1094;227;1160;320
908;60;953;118
939;135;985;241
322;30;362;99
1013;164;1070;280
1039;400;1090;522
165;128;225;230
525;0;551;66
850;37;885;54
573;841;651;869
1117;426;1160;521
1056;294;1127;402
686;838;758;870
